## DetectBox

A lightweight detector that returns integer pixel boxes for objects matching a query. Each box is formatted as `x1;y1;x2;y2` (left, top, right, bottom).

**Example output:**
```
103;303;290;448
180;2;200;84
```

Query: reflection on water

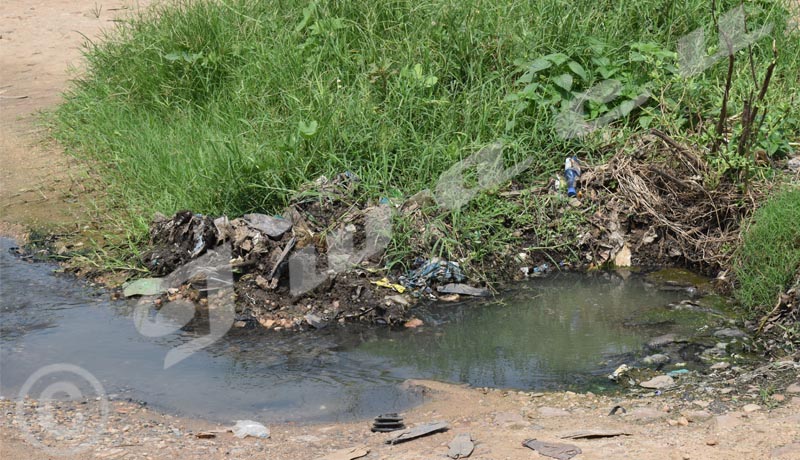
354;273;687;389
1;237;688;422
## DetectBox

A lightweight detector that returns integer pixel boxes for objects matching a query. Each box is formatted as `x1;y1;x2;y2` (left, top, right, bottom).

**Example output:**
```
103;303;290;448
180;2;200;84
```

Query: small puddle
1;238;712;423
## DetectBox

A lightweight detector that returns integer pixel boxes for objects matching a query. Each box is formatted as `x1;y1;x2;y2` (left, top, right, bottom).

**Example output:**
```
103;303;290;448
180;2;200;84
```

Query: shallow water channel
1;238;700;423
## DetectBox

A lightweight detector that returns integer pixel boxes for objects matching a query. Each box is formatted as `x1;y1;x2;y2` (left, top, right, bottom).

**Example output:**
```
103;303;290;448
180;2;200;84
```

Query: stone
710;362;730;370
713;328;747;338
538;407;571;417
791;397;800;407
714;413;743;430
772;394;786;402
785;382;800;394
640;375;675;389
642;354;671;365
706;438;718;446
742;404;761;413
648;334;679;348
614;244;632;267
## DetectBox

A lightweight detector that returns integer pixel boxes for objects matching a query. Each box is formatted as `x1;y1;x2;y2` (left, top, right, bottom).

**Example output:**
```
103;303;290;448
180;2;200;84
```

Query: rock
404;318;424;328
677;416;689;426
714;413;743;430
642;354;671;365
772;394;786;402
790;397;800;407
385;295;410;306
785;382;800;394
447;433;474;459
648;333;679;348
681;410;712;422
494;412;528;429
742;404;761;413
713;328;747;338
706;438;718;446
233;320;247;328
538;407;571;417
771;443;800;459
710;362;730;370
640;375;675;389
522;439;581;460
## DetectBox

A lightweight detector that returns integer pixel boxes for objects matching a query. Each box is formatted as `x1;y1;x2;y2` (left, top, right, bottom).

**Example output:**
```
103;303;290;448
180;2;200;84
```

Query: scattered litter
401;259;465;289
447;433;474;459
667;369;690;377
436;283;489;297
371;413;405;432
122;278;165;297
314;445;370;460
304;313;327;329
385;421;449;444
195;430;224;439
230;420;270;439
608;364;630;381
608;405;627;416
559;429;631;440
371;277;407;293
522;438;582;460
242;213;293;239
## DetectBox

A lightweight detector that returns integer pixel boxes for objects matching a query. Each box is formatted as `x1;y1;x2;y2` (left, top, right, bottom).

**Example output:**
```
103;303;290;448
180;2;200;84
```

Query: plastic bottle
564;156;581;198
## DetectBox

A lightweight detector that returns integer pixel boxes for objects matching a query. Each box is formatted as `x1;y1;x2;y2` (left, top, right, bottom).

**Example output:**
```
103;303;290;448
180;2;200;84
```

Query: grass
53;0;800;275
733;187;800;316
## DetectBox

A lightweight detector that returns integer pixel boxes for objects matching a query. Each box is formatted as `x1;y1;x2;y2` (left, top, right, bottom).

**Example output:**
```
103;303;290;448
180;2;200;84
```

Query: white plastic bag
231;420;270;439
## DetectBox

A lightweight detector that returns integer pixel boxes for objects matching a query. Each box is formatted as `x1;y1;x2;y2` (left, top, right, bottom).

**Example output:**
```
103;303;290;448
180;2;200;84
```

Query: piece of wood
559;429;631;439
386;421;449;445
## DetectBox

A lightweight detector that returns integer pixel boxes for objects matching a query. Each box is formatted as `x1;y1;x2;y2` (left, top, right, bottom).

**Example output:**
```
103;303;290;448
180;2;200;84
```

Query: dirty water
1;238;706;423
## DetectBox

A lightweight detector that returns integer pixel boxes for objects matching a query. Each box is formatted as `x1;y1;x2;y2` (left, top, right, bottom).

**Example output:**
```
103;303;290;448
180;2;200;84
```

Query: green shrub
734;188;800;315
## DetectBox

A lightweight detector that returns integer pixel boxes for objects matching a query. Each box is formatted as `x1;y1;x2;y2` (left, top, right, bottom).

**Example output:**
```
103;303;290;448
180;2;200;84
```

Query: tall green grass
54;0;800;268
733;188;800;315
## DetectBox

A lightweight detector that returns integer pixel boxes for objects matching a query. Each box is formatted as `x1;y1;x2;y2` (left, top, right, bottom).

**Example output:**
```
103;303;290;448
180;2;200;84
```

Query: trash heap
136;173;490;331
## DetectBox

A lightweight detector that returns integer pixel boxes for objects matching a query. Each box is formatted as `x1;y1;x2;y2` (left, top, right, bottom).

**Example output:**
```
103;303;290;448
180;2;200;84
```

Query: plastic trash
401;258;465;289
231;420;270;439
564;156;581;198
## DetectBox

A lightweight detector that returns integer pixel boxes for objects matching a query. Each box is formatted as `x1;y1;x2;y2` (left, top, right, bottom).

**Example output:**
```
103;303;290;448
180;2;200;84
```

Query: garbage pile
135;172;490;330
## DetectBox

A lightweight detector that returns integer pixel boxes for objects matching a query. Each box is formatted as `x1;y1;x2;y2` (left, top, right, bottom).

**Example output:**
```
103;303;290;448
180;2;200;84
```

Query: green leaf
163;52;182;62
544;53;569;66
298;120;319;137
423;75;438;88
552;74;573;91
528;57;552;73
598;67;617;79
639;115;654;129
567;61;587;80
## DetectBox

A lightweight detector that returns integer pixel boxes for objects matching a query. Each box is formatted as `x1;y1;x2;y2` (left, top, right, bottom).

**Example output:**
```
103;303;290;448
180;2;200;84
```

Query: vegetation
733;187;800;316
54;0;799;284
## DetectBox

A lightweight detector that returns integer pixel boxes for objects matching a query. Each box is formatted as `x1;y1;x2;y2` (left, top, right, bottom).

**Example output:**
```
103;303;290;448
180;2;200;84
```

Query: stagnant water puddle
1;237;717;423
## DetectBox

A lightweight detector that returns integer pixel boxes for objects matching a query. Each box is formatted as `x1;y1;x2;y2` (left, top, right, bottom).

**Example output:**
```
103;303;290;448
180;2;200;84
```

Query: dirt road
0;0;152;237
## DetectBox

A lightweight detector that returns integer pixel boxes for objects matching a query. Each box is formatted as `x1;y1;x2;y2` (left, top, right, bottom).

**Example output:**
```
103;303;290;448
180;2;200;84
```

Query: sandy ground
2;378;800;460
1;1;800;459
0;0;153;238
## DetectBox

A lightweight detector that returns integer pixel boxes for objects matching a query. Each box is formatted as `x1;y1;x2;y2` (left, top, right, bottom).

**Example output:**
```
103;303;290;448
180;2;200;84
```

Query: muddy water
1;238;694;423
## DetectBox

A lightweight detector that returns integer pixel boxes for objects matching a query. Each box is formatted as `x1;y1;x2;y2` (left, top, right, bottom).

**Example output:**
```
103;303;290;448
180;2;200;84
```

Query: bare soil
2;376;799;460
0;0;152;239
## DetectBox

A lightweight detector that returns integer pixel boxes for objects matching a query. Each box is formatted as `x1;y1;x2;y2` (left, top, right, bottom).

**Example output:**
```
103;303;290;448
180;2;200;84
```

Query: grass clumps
733;188;800;315
53;0;800;273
